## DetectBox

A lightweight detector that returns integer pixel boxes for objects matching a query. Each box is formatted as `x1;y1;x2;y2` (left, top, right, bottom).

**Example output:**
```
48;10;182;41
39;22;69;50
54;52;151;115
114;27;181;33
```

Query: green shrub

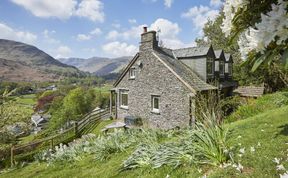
226;92;288;122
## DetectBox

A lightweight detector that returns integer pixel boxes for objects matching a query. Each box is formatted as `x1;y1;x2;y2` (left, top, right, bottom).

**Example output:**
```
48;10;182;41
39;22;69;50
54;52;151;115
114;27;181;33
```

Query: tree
196;6;288;90
48;87;96;130
221;0;288;71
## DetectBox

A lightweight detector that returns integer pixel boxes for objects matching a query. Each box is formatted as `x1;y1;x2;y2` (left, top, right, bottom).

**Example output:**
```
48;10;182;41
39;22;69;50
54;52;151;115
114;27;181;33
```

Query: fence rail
9;108;112;166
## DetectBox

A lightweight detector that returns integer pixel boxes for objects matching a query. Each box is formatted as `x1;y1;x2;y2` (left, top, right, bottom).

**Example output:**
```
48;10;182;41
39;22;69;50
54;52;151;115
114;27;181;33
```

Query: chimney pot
143;26;147;33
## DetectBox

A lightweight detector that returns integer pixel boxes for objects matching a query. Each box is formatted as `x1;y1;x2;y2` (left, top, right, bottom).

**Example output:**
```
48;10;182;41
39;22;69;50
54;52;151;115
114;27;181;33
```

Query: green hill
1;97;287;178
0;39;86;82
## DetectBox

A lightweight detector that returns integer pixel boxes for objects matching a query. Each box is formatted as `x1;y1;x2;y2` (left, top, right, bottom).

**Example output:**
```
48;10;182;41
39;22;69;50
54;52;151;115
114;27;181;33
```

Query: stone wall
115;51;193;129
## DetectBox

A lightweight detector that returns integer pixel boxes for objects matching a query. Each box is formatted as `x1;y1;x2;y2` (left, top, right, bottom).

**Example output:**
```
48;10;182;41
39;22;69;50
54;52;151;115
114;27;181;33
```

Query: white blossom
250;147;255;152
239;148;245;154
273;157;281;164
224;0;288;60
221;0;249;36
280;172;288;178
277;164;286;171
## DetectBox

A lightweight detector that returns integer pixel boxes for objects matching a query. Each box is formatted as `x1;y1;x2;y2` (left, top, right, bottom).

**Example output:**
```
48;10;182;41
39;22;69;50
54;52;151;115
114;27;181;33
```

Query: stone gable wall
115;51;193;129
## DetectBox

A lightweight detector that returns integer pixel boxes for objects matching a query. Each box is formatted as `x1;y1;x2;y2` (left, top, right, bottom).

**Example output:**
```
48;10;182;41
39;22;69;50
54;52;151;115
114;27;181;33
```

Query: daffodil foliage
222;0;288;71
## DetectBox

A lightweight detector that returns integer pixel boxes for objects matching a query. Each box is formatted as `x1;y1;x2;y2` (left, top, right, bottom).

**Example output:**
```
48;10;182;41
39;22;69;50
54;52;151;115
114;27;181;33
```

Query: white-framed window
151;95;160;113
225;63;229;73
207;59;213;75
219;61;225;76
129;68;136;79
120;90;128;109
215;60;219;72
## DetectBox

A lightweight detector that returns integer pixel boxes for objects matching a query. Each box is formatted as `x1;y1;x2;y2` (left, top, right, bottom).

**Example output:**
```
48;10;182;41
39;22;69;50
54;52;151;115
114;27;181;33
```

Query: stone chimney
140;27;158;52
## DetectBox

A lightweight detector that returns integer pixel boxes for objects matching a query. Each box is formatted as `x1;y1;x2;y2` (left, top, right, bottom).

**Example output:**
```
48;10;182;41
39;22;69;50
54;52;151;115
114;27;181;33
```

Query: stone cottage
110;27;236;129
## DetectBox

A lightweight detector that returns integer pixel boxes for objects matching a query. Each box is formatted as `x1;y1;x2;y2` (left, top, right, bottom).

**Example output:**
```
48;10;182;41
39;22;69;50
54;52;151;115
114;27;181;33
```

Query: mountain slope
0;39;85;81
0;58;58;82
59;56;131;76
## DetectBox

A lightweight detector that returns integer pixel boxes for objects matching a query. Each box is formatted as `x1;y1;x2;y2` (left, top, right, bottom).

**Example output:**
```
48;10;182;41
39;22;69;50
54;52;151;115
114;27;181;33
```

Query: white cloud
102;41;138;57
11;0;77;19
164;0;173;8
149;18;194;49
104;18;194;49
76;34;91;41
0;22;37;44
75;0;104;22
56;45;72;58
128;19;137;24
150;18;180;38
42;29;60;44
112;23;121;29
210;0;223;7
182;5;219;35
90;28;102;35
106;30;121;40
10;0;104;22
76;27;102;41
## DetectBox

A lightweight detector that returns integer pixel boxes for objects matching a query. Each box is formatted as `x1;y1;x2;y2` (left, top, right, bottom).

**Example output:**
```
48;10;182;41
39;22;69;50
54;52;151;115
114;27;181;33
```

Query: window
215;61;219;72
228;63;232;76
129;68;136;79
120;90;128;109
207;59;213;75
151;96;160;113
225;63;229;73
219;61;224;76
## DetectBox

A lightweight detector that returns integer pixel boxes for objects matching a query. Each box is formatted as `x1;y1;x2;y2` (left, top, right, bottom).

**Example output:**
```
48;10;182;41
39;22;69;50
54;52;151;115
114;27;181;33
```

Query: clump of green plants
121;119;233;171
35;129;163;165
226;92;288;122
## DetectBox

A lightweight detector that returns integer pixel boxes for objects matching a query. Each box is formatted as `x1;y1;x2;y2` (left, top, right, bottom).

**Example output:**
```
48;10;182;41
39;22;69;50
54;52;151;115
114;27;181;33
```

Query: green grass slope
1;106;287;178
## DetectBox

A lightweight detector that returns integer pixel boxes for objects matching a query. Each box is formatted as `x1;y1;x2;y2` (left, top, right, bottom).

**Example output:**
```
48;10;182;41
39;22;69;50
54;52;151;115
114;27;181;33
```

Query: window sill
120;106;129;110
151;109;160;115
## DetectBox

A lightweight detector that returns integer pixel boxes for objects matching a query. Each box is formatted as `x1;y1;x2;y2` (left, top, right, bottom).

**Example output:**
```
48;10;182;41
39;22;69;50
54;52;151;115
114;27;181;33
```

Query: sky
0;0;223;59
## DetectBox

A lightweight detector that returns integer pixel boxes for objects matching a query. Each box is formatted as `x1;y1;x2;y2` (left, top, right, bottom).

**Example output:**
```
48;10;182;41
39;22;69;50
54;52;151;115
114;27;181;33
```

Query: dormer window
207;58;213;75
129;68;136;79
219;61;224;76
228;63;232;76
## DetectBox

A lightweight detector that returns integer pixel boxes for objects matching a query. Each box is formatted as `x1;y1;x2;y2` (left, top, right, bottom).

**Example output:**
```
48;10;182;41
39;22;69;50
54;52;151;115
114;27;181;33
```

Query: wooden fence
9;108;111;166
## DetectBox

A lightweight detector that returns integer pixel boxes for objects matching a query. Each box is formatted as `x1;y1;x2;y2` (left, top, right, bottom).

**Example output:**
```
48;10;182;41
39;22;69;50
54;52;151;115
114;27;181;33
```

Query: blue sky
0;0;222;58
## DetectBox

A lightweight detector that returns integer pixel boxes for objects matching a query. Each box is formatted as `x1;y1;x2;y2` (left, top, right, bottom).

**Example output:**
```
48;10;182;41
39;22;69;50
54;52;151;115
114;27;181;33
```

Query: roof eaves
113;53;139;87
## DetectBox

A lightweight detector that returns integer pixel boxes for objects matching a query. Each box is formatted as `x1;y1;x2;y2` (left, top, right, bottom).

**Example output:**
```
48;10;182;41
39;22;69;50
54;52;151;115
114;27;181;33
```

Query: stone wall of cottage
116;51;193;129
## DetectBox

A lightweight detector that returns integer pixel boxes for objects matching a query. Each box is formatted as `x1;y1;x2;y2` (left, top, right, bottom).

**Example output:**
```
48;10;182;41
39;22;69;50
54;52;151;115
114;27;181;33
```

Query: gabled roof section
153;49;216;92
113;53;139;87
224;53;233;63
172;46;210;58
214;50;223;59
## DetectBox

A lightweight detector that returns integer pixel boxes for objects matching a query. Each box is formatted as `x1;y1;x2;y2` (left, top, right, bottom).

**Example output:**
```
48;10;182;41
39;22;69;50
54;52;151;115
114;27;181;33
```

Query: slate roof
172;47;210;58
234;86;265;97
224;53;232;62
154;48;216;91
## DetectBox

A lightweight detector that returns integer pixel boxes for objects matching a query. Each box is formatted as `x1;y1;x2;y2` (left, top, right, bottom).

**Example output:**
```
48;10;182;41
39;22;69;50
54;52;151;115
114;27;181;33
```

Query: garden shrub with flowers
34;116;235;173
222;0;288;71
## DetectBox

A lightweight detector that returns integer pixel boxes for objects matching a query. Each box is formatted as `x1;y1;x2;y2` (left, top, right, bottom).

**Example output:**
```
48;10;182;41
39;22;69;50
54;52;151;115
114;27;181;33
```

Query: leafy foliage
226;91;288;122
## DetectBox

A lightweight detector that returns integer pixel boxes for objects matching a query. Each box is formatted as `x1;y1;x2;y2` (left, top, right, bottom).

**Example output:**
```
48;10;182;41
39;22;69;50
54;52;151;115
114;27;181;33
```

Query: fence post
10;145;14;167
74;121;78;137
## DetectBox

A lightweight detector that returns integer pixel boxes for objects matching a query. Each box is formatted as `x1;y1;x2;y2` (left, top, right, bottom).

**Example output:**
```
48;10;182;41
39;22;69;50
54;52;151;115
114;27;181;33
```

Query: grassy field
0;90;288;178
1;103;287;178
94;84;112;94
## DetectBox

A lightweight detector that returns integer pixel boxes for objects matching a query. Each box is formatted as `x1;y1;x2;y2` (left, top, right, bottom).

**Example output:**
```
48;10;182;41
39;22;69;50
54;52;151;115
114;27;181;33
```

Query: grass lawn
1;105;287;178
94;85;112;94
15;94;36;107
